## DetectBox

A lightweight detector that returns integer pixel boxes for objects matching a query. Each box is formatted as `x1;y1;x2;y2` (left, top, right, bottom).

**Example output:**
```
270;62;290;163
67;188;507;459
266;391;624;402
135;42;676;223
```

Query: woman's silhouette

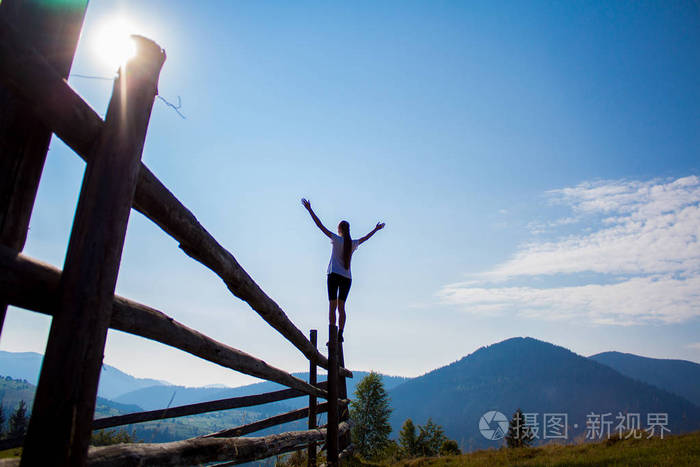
302;198;385;342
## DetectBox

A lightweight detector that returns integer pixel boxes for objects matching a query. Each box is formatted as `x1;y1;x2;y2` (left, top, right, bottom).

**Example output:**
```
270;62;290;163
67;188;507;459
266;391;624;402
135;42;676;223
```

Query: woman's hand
358;222;386;245
302;198;332;238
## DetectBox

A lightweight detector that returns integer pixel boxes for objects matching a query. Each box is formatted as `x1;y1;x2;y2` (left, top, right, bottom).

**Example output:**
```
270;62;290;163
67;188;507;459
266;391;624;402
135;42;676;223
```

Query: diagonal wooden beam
92;383;328;431
0;424;351;467
0;16;350;378
0;0;89;335
200;402;343;439
20;35;166;467
0;245;327;401
0;383;331;451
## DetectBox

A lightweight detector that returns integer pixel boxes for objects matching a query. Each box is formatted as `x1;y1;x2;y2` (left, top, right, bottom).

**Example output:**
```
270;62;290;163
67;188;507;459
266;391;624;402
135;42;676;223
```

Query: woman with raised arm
301;198;385;342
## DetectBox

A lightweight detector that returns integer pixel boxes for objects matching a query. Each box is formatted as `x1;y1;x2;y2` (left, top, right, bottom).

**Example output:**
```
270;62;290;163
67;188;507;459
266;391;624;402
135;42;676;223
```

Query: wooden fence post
0;0;88;336
338;341;348;411
327;324;339;466
338;340;350;452
19;36;166;467
308;329;318;467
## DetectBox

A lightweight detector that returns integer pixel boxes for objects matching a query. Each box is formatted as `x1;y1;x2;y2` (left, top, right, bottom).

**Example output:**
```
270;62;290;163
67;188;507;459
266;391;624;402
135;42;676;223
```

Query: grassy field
3;431;699;465
343;431;700;467
389;431;700;466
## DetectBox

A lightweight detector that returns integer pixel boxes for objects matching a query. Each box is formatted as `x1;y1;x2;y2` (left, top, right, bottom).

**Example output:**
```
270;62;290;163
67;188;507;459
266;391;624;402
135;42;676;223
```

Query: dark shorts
327;273;352;301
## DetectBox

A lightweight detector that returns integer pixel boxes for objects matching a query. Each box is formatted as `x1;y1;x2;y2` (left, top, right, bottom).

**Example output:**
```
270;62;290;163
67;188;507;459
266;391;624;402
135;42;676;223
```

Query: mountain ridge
388;337;700;451
589;350;700;407
1;340;698;452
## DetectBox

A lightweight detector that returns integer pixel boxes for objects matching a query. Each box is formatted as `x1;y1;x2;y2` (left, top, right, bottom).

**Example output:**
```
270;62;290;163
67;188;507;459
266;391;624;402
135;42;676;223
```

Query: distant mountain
590;351;700;407
115;371;409;411
0;351;169;400
0;374;143;419
388;337;700;452
0;350;407;408
0;374;292;443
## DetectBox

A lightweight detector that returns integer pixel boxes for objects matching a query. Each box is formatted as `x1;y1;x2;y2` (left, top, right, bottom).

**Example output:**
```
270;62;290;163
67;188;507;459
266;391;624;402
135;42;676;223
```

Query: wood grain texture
0;246;327;401
308;329;318;467
20;37;166;467
201;403;332;439
327;325;339;466
0;0;88;334
0;426;351;467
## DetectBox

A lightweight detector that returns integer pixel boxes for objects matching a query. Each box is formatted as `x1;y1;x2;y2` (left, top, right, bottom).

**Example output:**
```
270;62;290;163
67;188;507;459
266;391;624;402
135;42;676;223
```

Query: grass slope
350;431;700;466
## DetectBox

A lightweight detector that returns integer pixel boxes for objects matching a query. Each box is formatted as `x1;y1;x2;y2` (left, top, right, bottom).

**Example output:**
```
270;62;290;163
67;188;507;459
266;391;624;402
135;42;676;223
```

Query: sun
93;16;138;71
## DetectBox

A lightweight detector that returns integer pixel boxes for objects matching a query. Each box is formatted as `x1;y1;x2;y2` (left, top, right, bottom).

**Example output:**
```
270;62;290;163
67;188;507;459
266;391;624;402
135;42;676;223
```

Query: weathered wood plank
338;340;351;452
0;378;329;451
92;383;329;431
0;424;351;467
0;16;351;378
20;37;166;467
308;329;318;467
0;0;88;335
0;245;328;400
200;401;349;439
327;325;339;466
0;14;102;159
93;389;306;431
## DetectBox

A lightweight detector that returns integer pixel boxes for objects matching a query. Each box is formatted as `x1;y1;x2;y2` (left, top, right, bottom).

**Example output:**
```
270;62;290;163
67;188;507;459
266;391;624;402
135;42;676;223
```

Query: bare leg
329;300;338;326
338;300;347;333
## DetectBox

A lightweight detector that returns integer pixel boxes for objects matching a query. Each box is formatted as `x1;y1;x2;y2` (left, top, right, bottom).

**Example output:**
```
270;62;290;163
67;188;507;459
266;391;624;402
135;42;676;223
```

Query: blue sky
2;0;699;387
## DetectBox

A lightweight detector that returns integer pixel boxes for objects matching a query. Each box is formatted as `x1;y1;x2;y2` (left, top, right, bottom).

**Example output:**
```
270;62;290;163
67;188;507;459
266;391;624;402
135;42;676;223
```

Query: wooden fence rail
0;383;331;451
0;6;350;466
0;423;351;467
0;0;87;332
201;401;337;439
93;383;329;431
19;34;166;467
0;14;350;378
0;246;326;399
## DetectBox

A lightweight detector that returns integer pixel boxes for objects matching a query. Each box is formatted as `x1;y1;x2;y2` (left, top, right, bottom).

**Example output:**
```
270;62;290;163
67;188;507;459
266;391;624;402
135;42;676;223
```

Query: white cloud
440;176;700;325
686;342;700;351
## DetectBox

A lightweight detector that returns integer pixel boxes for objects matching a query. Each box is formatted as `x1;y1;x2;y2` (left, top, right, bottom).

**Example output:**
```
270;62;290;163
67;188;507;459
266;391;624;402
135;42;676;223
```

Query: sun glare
94;16;138;71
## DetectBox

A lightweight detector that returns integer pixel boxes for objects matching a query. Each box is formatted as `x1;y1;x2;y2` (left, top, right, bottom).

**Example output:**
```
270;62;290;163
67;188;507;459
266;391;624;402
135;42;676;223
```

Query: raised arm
301;198;333;238
358;222;386;245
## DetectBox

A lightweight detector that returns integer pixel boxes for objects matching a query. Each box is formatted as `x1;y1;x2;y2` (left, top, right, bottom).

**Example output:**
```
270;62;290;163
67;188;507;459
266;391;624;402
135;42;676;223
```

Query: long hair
338;220;352;270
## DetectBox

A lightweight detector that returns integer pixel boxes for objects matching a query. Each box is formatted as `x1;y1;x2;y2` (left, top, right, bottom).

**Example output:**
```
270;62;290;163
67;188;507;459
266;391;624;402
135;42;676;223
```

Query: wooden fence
0;2;351;466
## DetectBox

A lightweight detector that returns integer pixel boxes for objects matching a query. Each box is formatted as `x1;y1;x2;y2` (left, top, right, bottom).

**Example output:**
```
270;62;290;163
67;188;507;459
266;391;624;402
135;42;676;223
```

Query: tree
415;418;447;457
506;408;534;448
90;428;139;446
350;372;392;459
439;439;461;456
398;418;418;457
0;404;5;439
9;400;28;439
397;418;459;459
377;439;401;463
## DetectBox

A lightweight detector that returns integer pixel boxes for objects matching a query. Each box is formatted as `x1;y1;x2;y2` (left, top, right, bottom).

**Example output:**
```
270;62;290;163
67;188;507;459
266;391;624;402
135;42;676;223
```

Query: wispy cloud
439;176;700;325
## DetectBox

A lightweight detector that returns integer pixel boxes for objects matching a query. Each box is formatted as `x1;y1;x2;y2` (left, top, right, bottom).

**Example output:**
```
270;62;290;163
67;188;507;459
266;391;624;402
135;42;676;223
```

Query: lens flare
94;16;138;70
